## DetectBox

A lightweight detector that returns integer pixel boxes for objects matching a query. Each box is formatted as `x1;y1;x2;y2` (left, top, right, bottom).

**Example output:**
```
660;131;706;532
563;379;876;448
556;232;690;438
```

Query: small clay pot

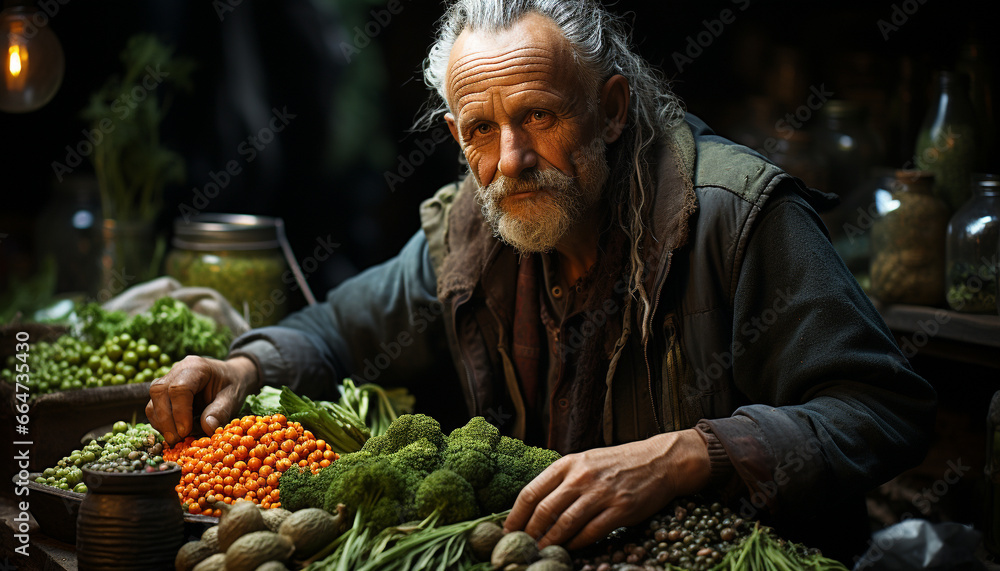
76;465;184;570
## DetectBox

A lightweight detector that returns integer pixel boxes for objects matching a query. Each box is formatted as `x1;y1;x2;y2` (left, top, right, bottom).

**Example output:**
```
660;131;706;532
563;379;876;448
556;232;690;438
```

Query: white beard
476;137;610;254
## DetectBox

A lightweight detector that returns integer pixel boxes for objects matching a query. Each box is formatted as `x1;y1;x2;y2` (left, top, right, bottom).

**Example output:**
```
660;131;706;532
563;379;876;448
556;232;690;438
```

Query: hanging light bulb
0;5;65;113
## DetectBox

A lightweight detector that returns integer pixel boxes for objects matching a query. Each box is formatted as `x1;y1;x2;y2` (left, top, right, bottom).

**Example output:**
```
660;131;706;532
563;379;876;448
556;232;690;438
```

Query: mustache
481;168;579;199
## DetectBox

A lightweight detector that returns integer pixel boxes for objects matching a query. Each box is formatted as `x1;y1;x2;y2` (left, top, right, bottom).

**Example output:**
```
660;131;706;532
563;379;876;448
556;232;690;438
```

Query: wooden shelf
870;299;1000;368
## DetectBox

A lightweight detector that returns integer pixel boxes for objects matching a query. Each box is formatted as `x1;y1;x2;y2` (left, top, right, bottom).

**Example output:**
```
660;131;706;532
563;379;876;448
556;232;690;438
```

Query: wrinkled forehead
445;12;580;110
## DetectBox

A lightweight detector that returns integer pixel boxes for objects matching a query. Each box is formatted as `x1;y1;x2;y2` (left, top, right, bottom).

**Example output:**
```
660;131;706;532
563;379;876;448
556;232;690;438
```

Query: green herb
72;297;231;359
82;34;194;225
123;297;230;359
354;511;509;571
946;260;998;313
338;378;416;437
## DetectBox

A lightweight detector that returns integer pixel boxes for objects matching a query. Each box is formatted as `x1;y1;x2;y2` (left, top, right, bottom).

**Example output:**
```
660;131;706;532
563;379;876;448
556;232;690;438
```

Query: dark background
0;0;996;541
1;0;995;307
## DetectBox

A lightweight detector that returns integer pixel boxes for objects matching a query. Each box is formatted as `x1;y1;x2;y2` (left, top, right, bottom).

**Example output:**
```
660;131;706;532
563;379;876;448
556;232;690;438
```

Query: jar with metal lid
870;170;949;305
946;173;1000;312
166;214;312;327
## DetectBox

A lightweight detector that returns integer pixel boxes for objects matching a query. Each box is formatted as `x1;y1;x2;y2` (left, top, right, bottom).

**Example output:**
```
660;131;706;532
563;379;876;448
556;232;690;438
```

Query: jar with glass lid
946;173;1000;312
166;214;313;327
870;170;949;305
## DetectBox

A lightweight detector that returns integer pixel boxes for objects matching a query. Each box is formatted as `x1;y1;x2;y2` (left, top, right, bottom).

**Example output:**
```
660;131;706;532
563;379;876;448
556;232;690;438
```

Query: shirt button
558;398;569;408
551;286;563;298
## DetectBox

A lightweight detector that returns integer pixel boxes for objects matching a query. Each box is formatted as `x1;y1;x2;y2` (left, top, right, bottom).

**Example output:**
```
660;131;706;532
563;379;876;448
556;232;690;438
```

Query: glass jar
870;170;949;305
946;174;1000;312
915;71;981;212
813;100;885;275
166;214;289;327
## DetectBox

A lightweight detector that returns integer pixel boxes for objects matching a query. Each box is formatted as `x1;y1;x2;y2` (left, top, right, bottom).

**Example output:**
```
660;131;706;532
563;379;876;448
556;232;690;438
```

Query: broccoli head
414;469;478;525
324;459;410;529
519;446;561;481
277;464;339;512
441;443;495;489
363;414;445;456
495;435;528;458
446;416;501;450
477;471;521;514
392;437;443;475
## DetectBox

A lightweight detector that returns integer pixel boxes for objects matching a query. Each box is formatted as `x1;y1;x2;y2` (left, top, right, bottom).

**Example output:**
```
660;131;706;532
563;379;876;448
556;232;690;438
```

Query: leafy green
338;378;416;437
72;297;230;359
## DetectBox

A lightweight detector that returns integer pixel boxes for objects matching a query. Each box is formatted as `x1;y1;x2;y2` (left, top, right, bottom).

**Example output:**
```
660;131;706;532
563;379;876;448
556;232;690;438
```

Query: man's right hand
145;355;260;445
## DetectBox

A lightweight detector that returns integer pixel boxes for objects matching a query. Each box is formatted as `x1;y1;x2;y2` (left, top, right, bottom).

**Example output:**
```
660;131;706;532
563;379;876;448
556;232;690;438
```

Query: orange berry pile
165;414;339;516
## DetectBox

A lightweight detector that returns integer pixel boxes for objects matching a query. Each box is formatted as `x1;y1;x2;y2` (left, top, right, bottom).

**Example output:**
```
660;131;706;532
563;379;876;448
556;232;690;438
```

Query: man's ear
445;113;462;145
599;75;629;143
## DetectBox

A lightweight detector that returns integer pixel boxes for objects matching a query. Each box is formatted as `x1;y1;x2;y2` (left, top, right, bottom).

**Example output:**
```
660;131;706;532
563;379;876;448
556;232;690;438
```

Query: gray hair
419;0;685;334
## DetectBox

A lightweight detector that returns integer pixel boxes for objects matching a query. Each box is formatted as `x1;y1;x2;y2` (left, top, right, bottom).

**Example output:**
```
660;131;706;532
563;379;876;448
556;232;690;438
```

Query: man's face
444;13;609;253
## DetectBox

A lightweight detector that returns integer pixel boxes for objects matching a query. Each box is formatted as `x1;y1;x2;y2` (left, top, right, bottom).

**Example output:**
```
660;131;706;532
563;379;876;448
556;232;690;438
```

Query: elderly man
147;0;935;559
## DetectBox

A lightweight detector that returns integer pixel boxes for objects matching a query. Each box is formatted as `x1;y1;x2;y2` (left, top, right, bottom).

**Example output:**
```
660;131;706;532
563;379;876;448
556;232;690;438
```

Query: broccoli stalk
413;469;479;526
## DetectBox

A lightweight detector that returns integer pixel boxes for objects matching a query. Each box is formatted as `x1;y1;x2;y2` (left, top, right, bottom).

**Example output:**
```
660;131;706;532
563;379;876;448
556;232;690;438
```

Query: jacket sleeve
228;230;445;401
699;188;937;518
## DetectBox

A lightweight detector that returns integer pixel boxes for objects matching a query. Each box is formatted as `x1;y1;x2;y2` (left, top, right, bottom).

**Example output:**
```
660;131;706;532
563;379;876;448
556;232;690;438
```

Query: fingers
562;508;622;551
200;380;239;435
147;356;212;444
531;489;605;549
504;460;567;534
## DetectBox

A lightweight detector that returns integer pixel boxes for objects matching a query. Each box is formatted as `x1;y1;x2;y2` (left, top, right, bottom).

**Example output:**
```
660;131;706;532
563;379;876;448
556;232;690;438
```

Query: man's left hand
504;428;711;550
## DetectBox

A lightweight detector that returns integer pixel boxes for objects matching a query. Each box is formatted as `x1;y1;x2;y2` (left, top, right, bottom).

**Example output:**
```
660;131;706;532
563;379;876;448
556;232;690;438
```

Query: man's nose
498;126;537;179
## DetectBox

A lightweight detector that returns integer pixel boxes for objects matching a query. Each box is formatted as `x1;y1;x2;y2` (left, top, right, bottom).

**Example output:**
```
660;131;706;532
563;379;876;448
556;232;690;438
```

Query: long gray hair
418;0;685;331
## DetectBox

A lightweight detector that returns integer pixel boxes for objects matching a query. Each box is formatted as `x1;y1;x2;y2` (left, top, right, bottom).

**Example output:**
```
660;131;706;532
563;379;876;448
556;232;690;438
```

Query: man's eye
530;110;551;122
475;123;492;135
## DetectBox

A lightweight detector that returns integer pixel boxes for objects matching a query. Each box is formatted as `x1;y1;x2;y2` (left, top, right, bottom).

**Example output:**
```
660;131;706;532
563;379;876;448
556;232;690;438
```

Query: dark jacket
230;114;936;560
